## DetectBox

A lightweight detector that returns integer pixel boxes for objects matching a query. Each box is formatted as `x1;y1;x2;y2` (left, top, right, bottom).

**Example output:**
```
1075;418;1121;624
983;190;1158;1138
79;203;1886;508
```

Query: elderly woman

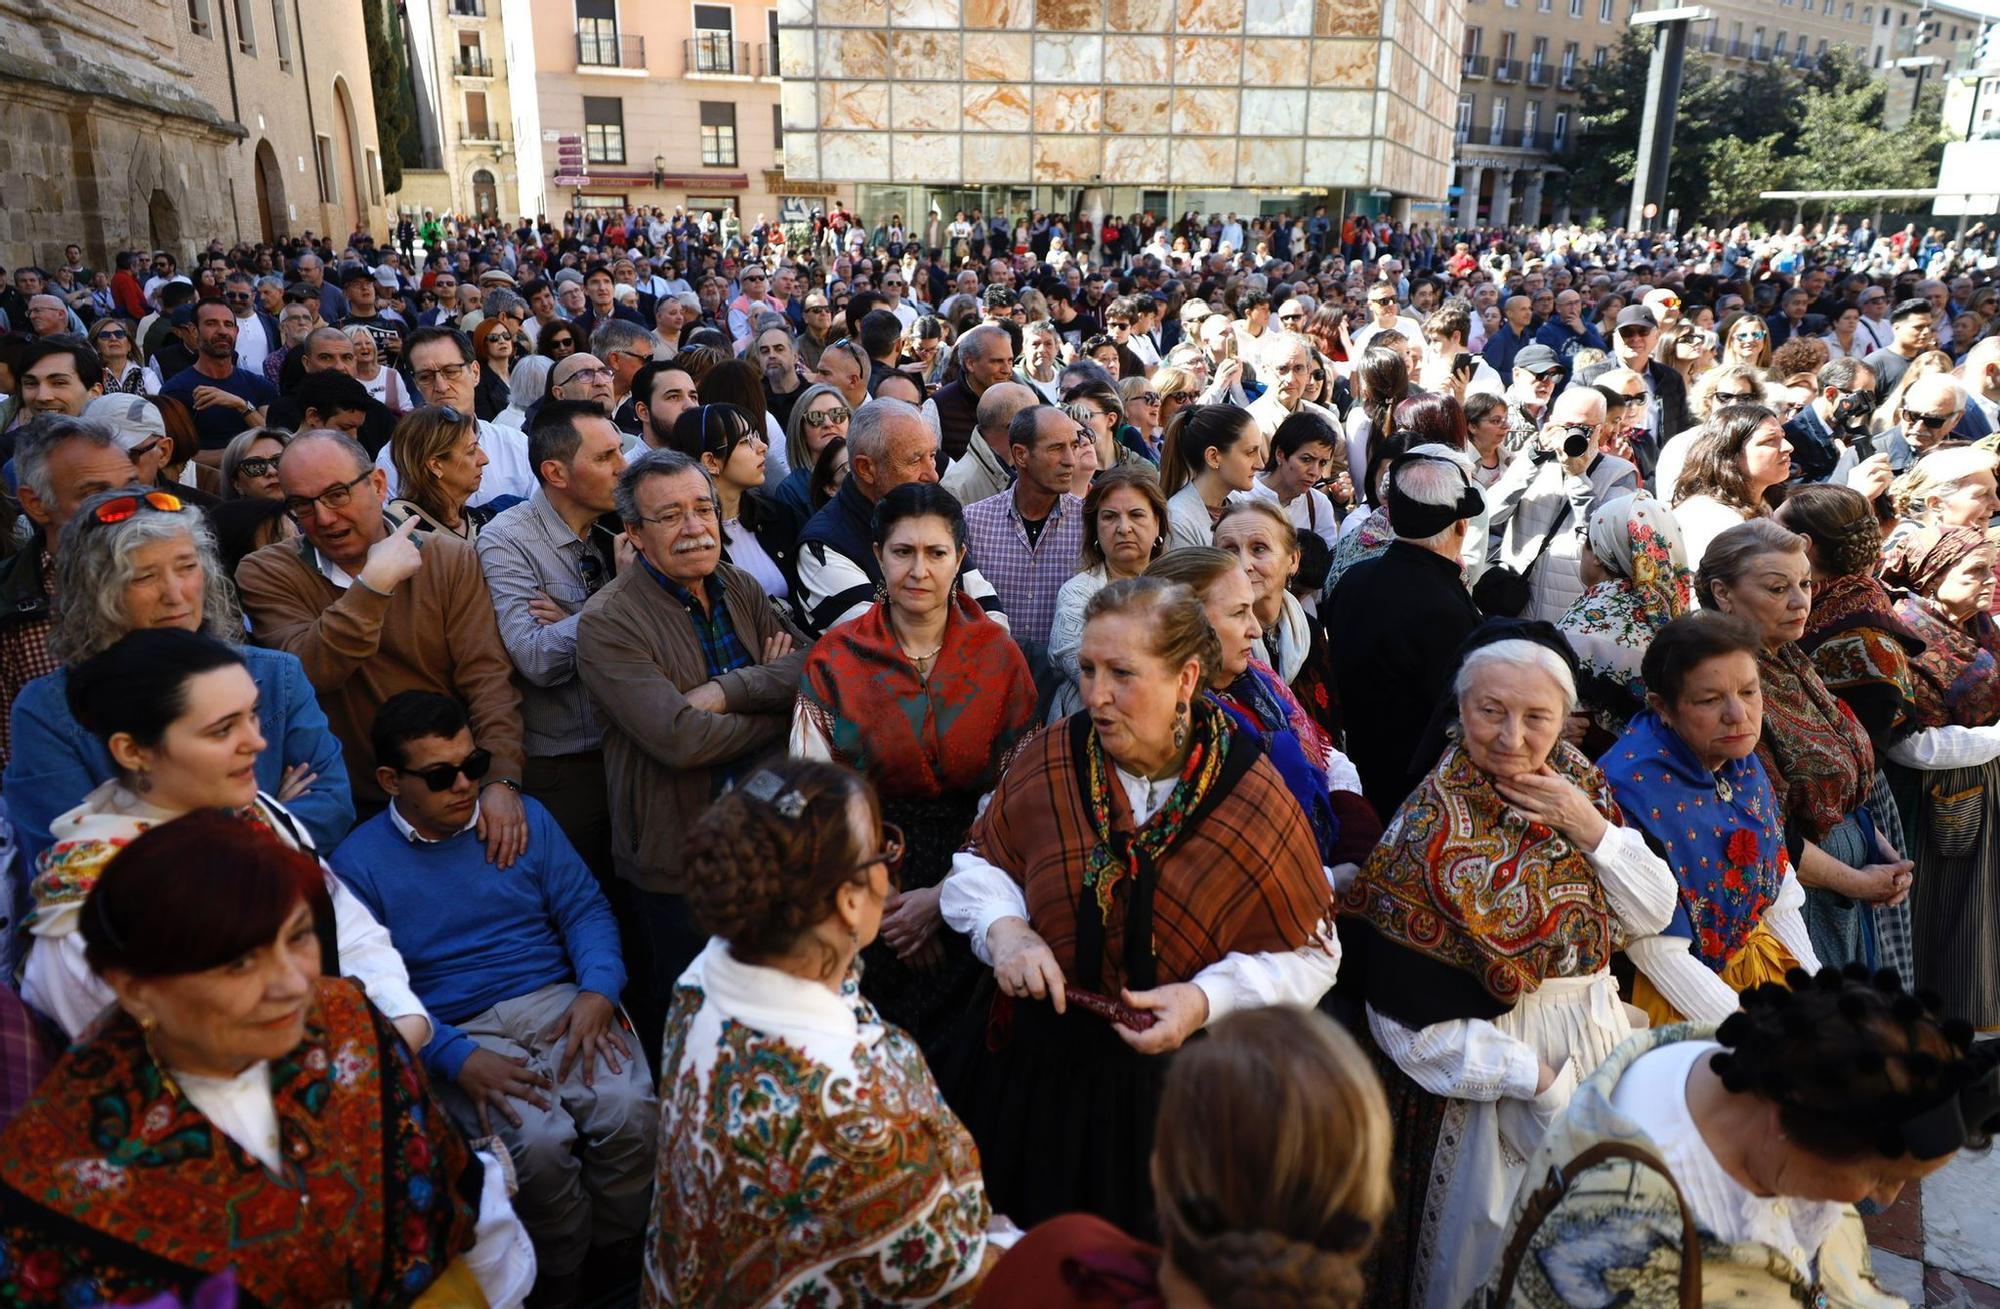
1671;402;1793;572
1602;613;1822;1027
1885;445;1999;549
345;324;412;414
18;628;417;1049
1698;519;1916;974
1558;492;1695;741
647;759;997;1305
387;403;493;539
941;577;1338;1231
1148;547;1378;872
1118;375;1162;453
1215;498;1340;739
497;354;552;431
1876;524;2000;1025
1048;466;1168;723
1149;363;1201;436
792;484;1036;1047
0;811;533;1306
7;488;351;868
1161;405;1265;550
1494;970;1984;1306
771;382;850;526
1340;636;1679;1309
218;425;288;501
264;301;318;387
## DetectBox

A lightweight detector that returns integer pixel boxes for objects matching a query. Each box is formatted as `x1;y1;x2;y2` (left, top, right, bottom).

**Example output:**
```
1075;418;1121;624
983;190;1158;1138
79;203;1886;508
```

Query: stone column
1458;165;1485;228
1490;169;1515;229
1521;171;1545;228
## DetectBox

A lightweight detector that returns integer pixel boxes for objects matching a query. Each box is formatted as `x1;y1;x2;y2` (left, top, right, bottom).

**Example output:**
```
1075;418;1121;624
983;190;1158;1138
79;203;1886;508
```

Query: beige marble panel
1243;38;1308;85
963;83;1032;131
1306;88;1374;135
1034;86;1102;132
1105;0;1173;30
821;131;892;179
1173;36;1241;82
1035;33;1103;80
964;31;1033;77
890;30;962;77
1236;136;1304;185
1309;38;1378;86
819;29;889;79
776;0;814;25
781;81;819;132
964;0;1033;24
1244;0;1310;34
819;81;889;130
1170;136;1237;185
817;0;881;24
1102;86;1169;133
1240;87;1306;134
777;29;816;78
1037;0;1104;28
892;132;960;181
1104;34;1169;81
889;0;962;25
1314;0;1382;36
1101;135;1169;182
783;132;821;180
1171;86;1237;134
1032;135;1103;182
1303;136;1371;185
1174;0;1243;31
964;133;1031;181
892;81;962;130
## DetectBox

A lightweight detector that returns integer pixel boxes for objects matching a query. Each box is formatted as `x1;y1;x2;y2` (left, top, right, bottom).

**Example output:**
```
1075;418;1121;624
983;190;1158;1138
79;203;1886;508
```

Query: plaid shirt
642;557;753;680
963;492;1086;647
0;553;58;772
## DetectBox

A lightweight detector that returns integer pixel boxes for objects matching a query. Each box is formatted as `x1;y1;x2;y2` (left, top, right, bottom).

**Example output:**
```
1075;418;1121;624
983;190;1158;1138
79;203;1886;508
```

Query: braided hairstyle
1774;483;1884;580
680;759;880;976
1154;1006;1393;1309
1712;964;1997;1161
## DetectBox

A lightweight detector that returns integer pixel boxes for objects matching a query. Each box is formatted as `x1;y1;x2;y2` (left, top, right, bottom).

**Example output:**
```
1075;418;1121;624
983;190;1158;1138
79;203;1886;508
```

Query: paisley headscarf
1883;525;2000;729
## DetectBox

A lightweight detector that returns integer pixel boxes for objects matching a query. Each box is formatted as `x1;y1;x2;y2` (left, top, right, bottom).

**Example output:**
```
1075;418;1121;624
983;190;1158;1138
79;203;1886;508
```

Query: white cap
82;393;167;453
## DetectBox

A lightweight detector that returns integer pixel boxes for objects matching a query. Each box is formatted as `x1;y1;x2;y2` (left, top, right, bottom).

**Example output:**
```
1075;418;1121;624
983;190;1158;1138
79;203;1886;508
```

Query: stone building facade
0;0;385;271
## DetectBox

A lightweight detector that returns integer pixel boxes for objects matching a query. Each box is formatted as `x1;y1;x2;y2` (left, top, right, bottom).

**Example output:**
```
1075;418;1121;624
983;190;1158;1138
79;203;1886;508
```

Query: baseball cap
374;266;400;289
84;393;168;454
1615;304;1659;332
1513;344;1563;375
338;263;376;287
168;304;196;327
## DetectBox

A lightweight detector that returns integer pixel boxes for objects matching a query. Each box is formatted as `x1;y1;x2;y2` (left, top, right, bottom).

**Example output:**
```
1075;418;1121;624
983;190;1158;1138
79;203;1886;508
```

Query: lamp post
654;154;667;189
1628;6;1712;232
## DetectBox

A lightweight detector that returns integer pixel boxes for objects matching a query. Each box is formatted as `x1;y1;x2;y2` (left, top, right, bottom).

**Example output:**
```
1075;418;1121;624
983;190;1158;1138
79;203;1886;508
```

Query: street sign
542;130;563;142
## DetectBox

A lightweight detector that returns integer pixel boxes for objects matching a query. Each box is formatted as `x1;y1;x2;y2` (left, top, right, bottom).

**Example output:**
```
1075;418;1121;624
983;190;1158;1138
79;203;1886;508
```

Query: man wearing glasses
1532;289;1605;377
370;327;534;504
238;429;529;864
724;264;778;346
1829;373;1967;485
795;293;839;370
1579;304;1691;474
223;271;281;374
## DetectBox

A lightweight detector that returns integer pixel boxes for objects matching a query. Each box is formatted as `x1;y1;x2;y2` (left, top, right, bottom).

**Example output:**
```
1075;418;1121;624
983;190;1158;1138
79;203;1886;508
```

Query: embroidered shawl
1602;711;1788;970
1211;660;1341;865
1754;643;1875;842
1339;741;1625;1023
1895;594;2000;730
961;714;1332;994
0;979;483;1307
796;593;1037;797
1798;570;1925;748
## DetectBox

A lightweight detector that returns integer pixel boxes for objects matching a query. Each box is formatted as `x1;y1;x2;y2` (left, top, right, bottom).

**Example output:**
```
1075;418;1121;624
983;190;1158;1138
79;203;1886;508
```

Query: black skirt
944;990;1173;1236
859;792;986;1054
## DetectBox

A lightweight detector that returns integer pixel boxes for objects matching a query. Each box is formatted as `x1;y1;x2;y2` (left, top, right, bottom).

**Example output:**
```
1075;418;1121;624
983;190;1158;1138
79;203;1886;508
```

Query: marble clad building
776;0;1463;215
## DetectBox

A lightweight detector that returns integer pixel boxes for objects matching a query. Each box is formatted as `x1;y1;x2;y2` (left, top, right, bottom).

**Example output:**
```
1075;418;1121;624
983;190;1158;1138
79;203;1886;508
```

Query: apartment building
399;0;531;221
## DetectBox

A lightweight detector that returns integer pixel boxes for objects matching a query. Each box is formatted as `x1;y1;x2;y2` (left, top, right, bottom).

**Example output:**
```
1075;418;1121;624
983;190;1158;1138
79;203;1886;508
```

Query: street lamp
653;154;667;188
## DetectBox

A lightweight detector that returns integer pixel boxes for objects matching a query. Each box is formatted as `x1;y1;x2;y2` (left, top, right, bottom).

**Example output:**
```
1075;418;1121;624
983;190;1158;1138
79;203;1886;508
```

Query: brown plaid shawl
962;714;1334;993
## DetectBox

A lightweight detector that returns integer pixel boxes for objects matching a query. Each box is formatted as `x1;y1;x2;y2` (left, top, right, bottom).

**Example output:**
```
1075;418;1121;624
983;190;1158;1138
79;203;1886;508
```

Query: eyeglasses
804;303;832;313
560;365;615;384
1733;328;1768;341
854;821;905;877
1905;408;1962;431
1278;313;1304;324
94;328;128;341
237;456;279;480
1134;391;1160;404
1368;297;1397;307
802;404;852;427
282;469;373;519
90;490;185;525
397;747;492;793
223;290;253;301
412;362;471;389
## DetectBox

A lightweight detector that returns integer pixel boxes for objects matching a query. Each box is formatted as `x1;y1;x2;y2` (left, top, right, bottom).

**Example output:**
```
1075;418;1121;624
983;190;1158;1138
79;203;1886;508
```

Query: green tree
361;0;412;195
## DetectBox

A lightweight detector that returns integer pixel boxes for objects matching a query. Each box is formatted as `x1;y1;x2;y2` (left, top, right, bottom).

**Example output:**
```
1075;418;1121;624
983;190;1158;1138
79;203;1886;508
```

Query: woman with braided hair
642;758;996;1306
973;1005;1393;1308
1493;966;1995;1306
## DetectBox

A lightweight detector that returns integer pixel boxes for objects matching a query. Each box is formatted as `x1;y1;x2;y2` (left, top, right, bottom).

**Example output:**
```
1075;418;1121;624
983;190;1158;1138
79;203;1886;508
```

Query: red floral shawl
0;978;483;1306
1895;594;2000;730
1754;643;1875;842
798;594;1037;797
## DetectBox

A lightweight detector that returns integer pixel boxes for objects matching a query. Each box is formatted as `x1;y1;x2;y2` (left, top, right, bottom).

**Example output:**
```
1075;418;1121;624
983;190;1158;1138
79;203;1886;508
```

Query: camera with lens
1560;423;1595;459
1831;388;1875;436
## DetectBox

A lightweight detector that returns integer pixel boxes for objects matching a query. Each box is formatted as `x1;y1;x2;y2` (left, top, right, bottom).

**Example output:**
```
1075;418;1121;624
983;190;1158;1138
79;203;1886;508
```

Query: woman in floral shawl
791;484;1037;1050
1559;493;1694;747
1880;523;2000;1025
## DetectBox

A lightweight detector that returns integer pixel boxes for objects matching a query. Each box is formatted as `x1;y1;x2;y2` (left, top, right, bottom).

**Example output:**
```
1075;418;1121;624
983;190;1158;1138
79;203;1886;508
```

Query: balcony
1526;61;1553;84
684;35;749;75
455;52;492;77
756;41;774;75
1484;126;1564;150
449;0;484;15
460;121;509;145
1492;56;1520;79
1462;52;1490;76
1558;67;1576;88
577;31;645;69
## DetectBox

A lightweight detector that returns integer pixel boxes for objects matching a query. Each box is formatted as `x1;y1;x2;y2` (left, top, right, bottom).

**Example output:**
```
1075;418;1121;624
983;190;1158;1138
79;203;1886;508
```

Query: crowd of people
0;201;1998;1308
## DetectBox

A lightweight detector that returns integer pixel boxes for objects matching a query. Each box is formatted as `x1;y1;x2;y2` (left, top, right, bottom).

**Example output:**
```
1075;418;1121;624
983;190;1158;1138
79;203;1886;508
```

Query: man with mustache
576;448;811;999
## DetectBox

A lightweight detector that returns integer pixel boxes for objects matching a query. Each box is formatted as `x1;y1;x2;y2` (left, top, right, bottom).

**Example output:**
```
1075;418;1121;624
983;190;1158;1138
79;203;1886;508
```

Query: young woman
1160;404;1265;551
1671;402;1793;572
667;403;797;608
218;427;289;501
1716;310;1773;373
771;382;850;526
1254;410;1343;554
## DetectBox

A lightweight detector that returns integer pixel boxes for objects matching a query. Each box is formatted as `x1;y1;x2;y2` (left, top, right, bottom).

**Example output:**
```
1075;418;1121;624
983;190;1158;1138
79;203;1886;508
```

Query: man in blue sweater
332;691;656;1306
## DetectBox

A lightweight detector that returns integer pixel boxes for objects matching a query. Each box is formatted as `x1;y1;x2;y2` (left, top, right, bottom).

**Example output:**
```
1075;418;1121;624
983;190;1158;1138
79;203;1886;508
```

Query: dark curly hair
1712;965;1999;1161
681;760;880;974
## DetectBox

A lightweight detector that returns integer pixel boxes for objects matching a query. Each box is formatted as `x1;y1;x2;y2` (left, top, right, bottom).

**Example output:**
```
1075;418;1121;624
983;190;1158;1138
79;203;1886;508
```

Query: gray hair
483;288;527;320
256;274;286;294
675;291;701;313
847;396;923;466
1388;442;1475;545
509;355;553;410
782;381;847;472
1454;638;1579;712
590;317;654;360
282;428;373;478
956;322;1010;365
1551;386;1607;426
613;447;708;526
51;488;241;662
15;416;124;513
218;427;291;501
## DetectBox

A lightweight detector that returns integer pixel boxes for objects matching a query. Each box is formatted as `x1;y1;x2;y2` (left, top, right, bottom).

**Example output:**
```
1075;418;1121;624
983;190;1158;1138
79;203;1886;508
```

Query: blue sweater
7;644;353;865
330;798;626;1081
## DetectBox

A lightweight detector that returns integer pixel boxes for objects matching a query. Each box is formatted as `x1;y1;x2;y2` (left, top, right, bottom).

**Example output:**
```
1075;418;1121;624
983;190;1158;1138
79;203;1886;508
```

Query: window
466;89;491;137
700;101;738;165
188;0;212;36
1530;35;1548;70
1465;24;1483;53
1498;29;1516;59
1594;42;1608;64
1875;45;1883;64
271;0;291;68
1490;95;1508;139
458;33;487;75
1843;2;1852;16
365;148;382;204
234;0;256;51
1818;37;1829;54
694;4;736;71
1752;25;1764;53
577;0;617;63
1561;40;1578;74
1456;94;1475;139
584;95;625;162
772;102;783;149
1598;0;1612;22
315;133;336;201
1569;0;1581;17
766;8;779;73
1553;106;1570;147
1537;0;1550;15
1776;31;1788;53
1522;98;1540;147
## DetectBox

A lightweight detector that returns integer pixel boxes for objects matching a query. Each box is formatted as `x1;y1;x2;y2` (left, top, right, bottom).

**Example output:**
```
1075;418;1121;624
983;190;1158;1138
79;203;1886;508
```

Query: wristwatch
490;778;521;793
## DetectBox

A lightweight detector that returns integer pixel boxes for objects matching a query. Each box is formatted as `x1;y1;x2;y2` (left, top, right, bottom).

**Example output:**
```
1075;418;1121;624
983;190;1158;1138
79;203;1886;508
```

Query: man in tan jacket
237;429;530;865
577;448;808;998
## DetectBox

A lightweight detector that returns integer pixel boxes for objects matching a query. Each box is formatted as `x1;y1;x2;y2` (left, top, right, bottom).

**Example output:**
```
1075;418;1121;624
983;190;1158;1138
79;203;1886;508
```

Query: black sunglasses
397;747;492;792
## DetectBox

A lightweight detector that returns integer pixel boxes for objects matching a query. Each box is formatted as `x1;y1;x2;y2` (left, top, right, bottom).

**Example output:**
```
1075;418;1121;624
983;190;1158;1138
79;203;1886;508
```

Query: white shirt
1352;315;1425;353
374;417;534;507
233;311;274;372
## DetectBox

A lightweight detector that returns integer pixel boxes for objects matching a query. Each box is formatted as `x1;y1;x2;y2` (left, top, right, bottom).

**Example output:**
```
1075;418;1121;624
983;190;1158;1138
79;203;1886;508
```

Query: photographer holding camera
1785;357;1879;486
1478;386;1641;622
